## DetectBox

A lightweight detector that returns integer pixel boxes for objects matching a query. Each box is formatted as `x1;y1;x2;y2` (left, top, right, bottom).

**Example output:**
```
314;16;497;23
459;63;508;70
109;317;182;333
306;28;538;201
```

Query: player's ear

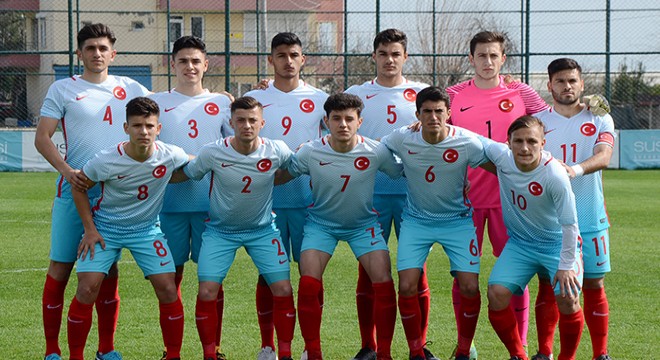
109;49;117;62
123;121;129;134
547;79;552;93
156;122;162;135
501;53;506;63
267;55;273;66
203;58;209;72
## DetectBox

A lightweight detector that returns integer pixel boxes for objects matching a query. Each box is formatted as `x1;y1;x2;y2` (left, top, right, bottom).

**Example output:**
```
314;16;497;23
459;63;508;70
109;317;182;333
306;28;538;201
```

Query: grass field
0;170;658;359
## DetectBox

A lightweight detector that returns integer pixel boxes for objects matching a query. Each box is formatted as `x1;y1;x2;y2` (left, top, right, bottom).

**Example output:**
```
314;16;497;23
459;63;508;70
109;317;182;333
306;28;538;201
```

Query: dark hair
415;86;450;112
172;35;207;58
323;93;364;118
507;115;545;139
271;32;302;52
547;58;582;80
231;96;263;114
373;28;407;53
77;23;116;49
126;97;159;122
469;31;506;56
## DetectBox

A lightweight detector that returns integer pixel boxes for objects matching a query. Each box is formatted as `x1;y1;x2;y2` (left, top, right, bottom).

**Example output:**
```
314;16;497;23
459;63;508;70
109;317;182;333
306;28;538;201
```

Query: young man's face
171;47;208;86
372;42;408;79
230;107;265;143
268;44;305;80
77;37;116;74
324;108;363;143
508;125;546;172
124;114;161;149
469;41;506;83
416;99;451;137
548;69;584;106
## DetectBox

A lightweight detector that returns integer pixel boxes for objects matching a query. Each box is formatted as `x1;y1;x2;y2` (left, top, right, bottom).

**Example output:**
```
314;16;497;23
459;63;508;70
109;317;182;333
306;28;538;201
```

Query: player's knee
198;283;220;301
75;280;101;303
48;260;74;281
556;295;580;314
583;277;604;289
487;285;511;310
459;280;480;298
269;280;293;297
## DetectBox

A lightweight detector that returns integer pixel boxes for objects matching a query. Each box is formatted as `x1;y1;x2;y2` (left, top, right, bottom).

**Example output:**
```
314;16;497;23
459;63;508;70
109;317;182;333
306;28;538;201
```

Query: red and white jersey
40;75;150;198
536;107;615;232
346;78;429;195
150;89;232;213
83;141;189;238
244;80;329;208
446;76;548;209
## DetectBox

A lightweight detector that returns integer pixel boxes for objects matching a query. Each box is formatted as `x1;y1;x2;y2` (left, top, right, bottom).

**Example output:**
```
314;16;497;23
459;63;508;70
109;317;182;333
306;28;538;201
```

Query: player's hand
78;230;105;261
253;79;271;90
65;168;89;192
464;180;471;195
220;90;235;102
552;269;581;299
558;161;578;178
502;74;520;85
584;94;610;116
408;121;422;132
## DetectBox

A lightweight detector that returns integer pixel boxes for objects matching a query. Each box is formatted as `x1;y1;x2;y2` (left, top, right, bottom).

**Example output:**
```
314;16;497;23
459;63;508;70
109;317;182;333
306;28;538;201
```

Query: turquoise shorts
488;241;583;296
580;229;611;278
300;221;389;259
159;211;208;265
76;227;174;277
373;193;406;243
397;217;480;276
50;196;85;263
197;223;290;285
273;207;307;263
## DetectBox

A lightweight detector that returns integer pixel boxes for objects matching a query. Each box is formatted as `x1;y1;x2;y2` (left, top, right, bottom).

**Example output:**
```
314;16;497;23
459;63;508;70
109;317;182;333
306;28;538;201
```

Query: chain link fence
1;0;659;129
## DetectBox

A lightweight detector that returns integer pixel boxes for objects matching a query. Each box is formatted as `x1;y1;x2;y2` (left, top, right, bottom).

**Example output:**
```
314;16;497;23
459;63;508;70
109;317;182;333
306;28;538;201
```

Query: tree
610;61;651;105
0;12;26;51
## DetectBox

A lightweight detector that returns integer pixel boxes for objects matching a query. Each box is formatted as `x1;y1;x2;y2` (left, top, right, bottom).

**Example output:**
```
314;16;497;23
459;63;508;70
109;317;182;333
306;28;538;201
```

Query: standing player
181;97;296;360
380;87;489;360
484;115;584;360
35;23;150;360
68;97;189;360
446;31;549;357
284;93;402;360
533;58;615;360
345;28;432;360
244;32;328;360
150;35;232;360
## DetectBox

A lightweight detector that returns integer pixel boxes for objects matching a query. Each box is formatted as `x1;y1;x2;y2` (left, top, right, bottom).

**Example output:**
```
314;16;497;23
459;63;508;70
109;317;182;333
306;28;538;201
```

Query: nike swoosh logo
596;261;608;266
195;316;208;320
366;94;377;99
76;95;88;101
463;312;479;318
279;259;287;264
400;314;416;320
257;310;273;316
117;175;128;179
514;307;528;312
164;107;176;112
168;314;183;321
68;316;83;324
221;163;234;167
104;299;118;305
460;106;474;112
319;161;332;166
407;150;418;155
535;302;546;308
469;261;479;265
286;313;296;318
370;240;380;245
46;304;63;309
544;129;556;135
160;261;171;266
592;311;609;317
263;103;274;108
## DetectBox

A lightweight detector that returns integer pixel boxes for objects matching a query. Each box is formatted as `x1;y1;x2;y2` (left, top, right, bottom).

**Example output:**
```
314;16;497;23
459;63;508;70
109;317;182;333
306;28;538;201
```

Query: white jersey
288;135;403;229
150;89;232;213
485;142;578;254
183;137;293;233
381;126;488;223
83;141;189;238
40;75;150;198
346;78;429;195
536;107;615;232
244;80;329;209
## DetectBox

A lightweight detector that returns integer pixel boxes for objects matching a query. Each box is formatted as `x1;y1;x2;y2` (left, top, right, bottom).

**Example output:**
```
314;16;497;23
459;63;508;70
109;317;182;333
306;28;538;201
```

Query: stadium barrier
1;129;658;171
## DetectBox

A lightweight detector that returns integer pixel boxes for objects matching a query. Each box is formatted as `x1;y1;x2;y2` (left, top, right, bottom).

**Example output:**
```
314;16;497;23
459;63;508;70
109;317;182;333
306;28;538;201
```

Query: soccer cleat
257;346;277;360
280;358;293;360
160;351;167;360
448;341;477;360
300;351;307;360
351;347;377;360
531;353;552;360
423;346;440;360
217;350;228;360
454;356;469;360
594;356;612;360
44;354;62;360
411;356;426;360
509;357;525;360
95;351;123;360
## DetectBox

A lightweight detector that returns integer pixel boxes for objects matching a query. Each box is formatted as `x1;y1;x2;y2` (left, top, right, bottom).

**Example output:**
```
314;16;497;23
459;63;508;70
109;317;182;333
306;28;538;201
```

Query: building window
191;16;204;39
318;22;337;52
131;21;145;31
38;16;47;49
169;15;183;50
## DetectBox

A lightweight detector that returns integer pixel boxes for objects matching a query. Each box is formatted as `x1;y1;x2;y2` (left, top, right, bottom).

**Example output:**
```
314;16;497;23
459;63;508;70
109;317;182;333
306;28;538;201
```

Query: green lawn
0;170;658;359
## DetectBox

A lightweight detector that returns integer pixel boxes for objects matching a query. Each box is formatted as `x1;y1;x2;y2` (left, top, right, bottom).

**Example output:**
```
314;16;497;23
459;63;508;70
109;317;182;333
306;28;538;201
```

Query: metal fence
1;0;659;130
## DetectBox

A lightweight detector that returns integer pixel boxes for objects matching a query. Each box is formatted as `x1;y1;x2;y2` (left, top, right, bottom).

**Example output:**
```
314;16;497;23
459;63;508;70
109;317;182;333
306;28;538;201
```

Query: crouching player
180;97;296;360
68;97;190;360
484;115;584;360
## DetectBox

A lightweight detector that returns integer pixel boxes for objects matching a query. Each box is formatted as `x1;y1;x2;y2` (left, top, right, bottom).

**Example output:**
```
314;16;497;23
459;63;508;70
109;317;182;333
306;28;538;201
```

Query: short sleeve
376;142;403;179
465;136;488;168
83;152;106;183
288;143;311;177
171;145;189;169
380;127;405;156
596;114;616;147
276;140;294;169
184;142;214;180
40;83;65;120
547;162;578;226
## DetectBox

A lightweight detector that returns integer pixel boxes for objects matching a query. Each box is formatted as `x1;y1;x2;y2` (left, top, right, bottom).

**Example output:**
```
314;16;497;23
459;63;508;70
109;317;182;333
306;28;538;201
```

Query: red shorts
472;207;509;257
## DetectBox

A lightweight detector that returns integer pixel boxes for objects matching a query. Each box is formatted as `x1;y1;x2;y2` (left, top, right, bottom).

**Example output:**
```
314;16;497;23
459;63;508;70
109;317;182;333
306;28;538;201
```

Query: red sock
418;264;431;344
373;280;396;359
298;275;323;353
398;293;425;358
583;287;609;358
356;263;376;350
457;293;481;356
159;298;184;359
67;297;94;360
535;282;559;356
557;309;584;360
273;295;295;358
256;281;275;349
96;276;119;354
215;285;225;349
488;307;526;358
174;273;183;299
511;286;530;346
43;274;67;356
452;277;462;336
196;297;218;358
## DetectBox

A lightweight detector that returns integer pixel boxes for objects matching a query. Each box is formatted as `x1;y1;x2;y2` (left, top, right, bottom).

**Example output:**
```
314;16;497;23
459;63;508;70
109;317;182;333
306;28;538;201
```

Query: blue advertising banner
619;130;660;169
0;131;23;171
